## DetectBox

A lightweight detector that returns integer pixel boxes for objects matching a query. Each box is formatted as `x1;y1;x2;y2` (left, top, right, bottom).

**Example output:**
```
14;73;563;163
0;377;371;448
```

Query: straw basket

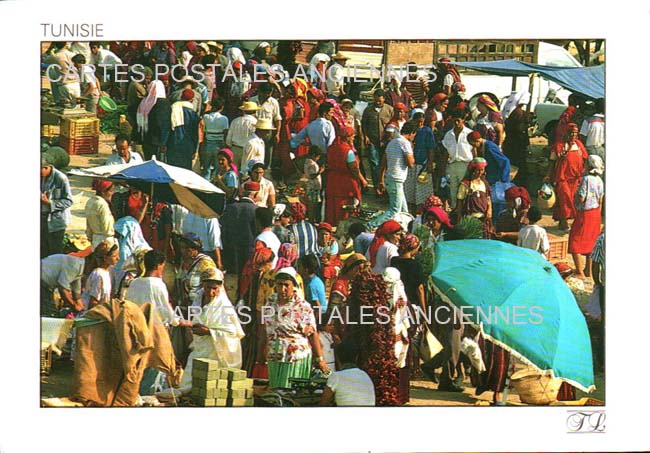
537;188;556;210
510;369;563;405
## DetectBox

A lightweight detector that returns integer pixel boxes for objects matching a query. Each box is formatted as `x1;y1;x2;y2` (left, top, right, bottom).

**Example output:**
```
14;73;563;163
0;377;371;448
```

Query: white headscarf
501;90;531;120
227;47;246;65
137;80;166;135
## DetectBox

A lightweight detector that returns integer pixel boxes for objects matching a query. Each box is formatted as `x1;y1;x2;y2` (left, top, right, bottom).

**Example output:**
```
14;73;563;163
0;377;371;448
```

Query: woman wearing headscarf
114;246;150;299
474;94;505;148
127;66;153;143
167;89;200;170
455;157;494;238
81;239;120;312
179;268;245;391
324;126;368;225
307;87;325;122
502;91;532;186
553;105;577;146
114;215;151;275
568;155;604;278
276;79;311;179
138;79;171;160
544;123;588;231
258;267;329;389
424;93;449;133
495;186;531;243
85;179;115;248
366;220;403;274
211;148;239;202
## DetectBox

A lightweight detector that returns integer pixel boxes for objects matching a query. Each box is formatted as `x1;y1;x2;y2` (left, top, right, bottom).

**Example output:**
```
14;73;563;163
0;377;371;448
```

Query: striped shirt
385;135;413;182
226;114;257;147
289;221;319;258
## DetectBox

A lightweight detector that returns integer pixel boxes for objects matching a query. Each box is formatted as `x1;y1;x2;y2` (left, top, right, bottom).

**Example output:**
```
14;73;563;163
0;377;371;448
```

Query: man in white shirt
442;113;474;209
241;119;275;179
90;42;124;99
370;121;417;228
319;340;375;407
226;101;259;171
125;250;186;327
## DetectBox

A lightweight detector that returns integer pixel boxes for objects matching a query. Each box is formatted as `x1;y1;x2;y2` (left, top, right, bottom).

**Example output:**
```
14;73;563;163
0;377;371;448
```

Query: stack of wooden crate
191;359;254;407
59;116;100;155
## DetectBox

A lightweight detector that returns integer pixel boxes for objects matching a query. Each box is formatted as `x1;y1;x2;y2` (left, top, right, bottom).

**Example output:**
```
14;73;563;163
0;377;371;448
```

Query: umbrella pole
150;182;155;222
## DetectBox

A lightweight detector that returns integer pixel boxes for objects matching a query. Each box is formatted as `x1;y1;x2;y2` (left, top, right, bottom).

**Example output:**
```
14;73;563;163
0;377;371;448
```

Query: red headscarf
275;243;299;270
181;89;195;101
289;201;307;223
422;195;443;211
217;148;239;174
92;179;113;193
505;186;531;210
253;247;275;268
367;220;402;267
424;206;452;229
431;93;447;106
468;131;482;142
478;95;499;112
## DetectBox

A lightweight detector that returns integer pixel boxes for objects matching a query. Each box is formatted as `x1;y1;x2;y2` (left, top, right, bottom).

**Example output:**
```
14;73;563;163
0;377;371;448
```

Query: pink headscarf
137;80;166;136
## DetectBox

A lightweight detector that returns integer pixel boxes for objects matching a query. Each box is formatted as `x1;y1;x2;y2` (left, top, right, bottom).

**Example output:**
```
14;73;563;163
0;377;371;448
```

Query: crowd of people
41;40;605;406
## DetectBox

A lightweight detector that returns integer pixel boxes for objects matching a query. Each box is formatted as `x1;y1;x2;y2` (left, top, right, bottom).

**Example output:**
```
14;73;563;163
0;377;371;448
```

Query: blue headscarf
114;216;151;270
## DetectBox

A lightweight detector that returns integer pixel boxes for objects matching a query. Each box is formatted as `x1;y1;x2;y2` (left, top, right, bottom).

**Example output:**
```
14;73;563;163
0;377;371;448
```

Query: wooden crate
60;116;100;139
547;233;568;262
60;136;100;155
41;124;58;138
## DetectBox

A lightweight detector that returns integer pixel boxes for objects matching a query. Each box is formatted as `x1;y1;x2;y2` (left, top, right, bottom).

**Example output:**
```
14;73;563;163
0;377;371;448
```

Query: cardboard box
230;378;254;390
225;368;247;381
192;387;217;399
192;377;217;390
245;388;254;399
193;358;219;372
216;379;230;389
228;389;247;399
227;398;247;407
193;397;216;407
217;388;229;398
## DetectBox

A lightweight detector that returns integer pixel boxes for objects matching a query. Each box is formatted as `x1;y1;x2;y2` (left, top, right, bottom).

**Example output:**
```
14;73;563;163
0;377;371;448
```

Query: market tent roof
454;60;604;100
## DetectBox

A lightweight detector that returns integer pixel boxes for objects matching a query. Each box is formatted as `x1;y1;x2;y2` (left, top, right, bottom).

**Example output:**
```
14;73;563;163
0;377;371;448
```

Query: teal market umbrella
431;239;595;392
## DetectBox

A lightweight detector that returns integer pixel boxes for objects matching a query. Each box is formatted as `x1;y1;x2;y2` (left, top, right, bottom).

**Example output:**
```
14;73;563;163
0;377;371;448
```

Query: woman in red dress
324;126;368;225
544;123;588;231
276;79;311;179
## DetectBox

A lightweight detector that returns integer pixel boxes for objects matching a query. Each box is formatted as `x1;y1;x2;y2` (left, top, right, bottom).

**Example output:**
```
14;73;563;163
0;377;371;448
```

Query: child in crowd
304;145;323;222
319;340;376;406
517;206;550;257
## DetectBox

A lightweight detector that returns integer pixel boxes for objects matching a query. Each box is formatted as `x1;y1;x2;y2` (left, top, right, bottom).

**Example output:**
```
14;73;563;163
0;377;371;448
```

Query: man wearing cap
179;267;245;390
169;76;203;113
85;180;115;248
361;89;394;190
325;52;349;101
258;267;329;389
250;82;282;162
166;88;200;170
219;181;261;274
41;155;73;257
442;111;475;209
226;101;259;168
249;161;276;208
241;119;275;179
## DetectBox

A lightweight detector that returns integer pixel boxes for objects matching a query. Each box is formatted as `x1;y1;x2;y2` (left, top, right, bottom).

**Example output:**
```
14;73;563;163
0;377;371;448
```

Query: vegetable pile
99;104;128;134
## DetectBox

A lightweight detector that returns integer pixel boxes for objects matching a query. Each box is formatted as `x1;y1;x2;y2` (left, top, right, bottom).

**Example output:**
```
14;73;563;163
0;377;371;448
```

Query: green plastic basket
98;96;117;112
